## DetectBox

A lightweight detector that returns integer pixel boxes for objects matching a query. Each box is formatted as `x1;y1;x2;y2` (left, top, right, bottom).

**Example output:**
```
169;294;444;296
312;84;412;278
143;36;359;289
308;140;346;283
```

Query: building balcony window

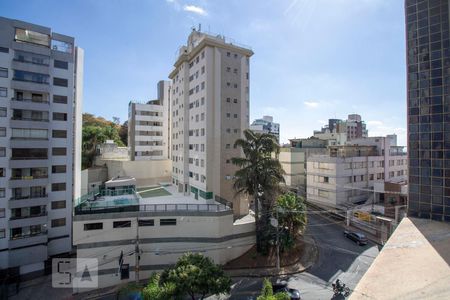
13;70;49;85
10;193;48;201
10;209;47;220
10;224;47;240
11;97;49;104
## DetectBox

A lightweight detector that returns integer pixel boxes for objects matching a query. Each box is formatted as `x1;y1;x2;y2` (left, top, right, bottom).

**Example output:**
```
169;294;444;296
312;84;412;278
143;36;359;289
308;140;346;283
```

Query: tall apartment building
405;0;450;222
314;114;368;141
0;17;83;276
307;136;407;209
128;80;171;160
169;29;253;216
250;115;280;142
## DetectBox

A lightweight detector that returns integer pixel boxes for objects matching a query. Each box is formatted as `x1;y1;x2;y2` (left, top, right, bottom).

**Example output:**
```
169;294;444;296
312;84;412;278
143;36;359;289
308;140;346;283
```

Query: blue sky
0;0;407;145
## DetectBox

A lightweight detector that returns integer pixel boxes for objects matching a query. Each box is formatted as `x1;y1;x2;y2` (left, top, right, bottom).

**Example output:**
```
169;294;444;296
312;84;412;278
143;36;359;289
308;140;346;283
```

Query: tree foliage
159;253;231;300
257;279;290;300
142;273;176;300
276;192;308;237
232;129;285;252
82;113;125;169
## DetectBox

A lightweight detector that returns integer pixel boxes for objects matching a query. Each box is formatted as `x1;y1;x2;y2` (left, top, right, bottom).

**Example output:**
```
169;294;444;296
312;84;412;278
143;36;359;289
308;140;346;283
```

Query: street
227;212;380;300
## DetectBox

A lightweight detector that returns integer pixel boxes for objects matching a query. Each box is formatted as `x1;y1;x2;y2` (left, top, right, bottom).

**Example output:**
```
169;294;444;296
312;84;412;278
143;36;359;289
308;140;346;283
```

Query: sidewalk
224;235;319;277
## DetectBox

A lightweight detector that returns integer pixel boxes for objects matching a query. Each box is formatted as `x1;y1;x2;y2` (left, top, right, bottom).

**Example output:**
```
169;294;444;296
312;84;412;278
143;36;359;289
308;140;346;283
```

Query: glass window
84;223;103;231
0;87;6;97
53;112;67;121
15;28;50;47
54;60;68;69
51;182;66;191
0;188;4;198
0;229;5;239
0;47;9;53
13;70;49;84
51;200;66;210
0;68;8;78
51;39;73;53
52;147;66;156
53;95;68;104
52;130;67;138
11;128;47;139
113;221;131;228
160;219;176;226
53;77;68;87
138;219;154;226
52;165;66;173
0;127;6;137
0;107;6;117
51;218;66;228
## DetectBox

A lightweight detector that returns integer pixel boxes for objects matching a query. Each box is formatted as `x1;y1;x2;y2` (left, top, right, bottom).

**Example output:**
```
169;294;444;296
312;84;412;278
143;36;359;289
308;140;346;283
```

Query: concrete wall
99;159;172;187
73;211;255;289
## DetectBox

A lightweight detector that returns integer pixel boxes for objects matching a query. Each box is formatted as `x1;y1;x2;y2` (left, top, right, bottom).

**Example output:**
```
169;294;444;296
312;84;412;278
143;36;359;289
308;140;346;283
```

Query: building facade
405;0;450;222
314;114;367;141
249;115;280;142
0;17;83;276
307;136;407;209
128;80;171;161
169;29;253;216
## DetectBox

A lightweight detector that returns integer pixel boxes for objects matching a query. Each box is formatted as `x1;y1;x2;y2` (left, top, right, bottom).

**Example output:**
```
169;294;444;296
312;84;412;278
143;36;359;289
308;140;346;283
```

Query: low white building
73;184;255;289
307;135;407;209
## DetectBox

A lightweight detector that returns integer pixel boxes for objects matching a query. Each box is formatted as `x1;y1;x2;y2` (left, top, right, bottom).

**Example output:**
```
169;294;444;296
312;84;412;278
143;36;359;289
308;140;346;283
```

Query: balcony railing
11;97;49;104
10;194;48;201
10;230;48;240
10;211;47;220
11;117;49;122
12;78;49;85
75;203;232;215
11;156;48;160
13;58;50;66
10;175;48;180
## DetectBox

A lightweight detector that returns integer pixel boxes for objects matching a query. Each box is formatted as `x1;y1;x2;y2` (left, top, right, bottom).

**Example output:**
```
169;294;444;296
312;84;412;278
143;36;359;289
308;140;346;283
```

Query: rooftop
350;217;450;299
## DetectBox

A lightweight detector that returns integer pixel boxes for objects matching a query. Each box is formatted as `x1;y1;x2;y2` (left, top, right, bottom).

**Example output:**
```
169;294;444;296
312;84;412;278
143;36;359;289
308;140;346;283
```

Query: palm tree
232;129;285;252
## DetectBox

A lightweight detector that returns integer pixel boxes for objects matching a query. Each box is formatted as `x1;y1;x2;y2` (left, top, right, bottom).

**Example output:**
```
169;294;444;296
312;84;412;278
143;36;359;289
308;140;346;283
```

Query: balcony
9;194;48;209
11;78;50;94
9;175;49;188
11;59;50;75
9;231;48;250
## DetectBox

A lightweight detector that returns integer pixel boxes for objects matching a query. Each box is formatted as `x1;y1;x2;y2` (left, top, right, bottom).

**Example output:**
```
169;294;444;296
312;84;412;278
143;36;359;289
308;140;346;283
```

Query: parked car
344;230;368;245
272;283;301;300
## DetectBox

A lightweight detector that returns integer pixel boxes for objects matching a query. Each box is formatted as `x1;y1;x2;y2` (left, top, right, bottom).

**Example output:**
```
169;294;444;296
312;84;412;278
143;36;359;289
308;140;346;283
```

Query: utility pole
276;207;280;272
135;216;140;284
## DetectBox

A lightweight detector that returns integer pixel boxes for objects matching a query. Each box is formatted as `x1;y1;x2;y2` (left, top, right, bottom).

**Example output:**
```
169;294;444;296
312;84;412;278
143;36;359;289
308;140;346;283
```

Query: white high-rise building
0;17;83;277
169;29;253;216
128;80;171;160
250;115;280;142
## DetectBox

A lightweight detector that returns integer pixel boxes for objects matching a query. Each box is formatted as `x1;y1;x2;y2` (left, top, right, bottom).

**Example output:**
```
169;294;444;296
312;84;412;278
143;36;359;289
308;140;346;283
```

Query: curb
225;236;319;278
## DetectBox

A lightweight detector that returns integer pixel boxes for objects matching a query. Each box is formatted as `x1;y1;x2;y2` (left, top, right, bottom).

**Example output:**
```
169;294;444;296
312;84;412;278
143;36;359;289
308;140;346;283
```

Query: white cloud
183;5;208;16
304;101;319;108
367;120;383;126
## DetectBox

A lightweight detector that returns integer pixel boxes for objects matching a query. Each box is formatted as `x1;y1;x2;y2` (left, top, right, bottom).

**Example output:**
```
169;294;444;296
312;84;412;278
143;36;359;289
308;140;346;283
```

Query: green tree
82;113;124;169
160;253;231;300
119;120;128;146
142;273;176;300
232;129;285;252
276;192;308;237
257;278;290;300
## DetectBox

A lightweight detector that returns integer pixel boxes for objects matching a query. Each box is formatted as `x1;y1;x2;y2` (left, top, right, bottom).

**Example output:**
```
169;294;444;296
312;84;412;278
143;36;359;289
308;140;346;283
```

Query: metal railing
10;211;47;220
10;230;48;240
10;194;48;200
75;203;232;215
10;156;48;160
10;175;48;180
11;97;50;104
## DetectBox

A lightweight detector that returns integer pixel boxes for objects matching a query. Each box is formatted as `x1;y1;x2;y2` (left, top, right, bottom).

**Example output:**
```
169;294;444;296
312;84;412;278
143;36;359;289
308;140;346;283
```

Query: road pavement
227;212;380;300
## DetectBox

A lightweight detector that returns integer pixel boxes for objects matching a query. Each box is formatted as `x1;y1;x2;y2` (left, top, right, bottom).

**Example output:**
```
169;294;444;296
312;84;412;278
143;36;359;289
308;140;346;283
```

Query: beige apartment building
169;29;253;216
307;135;407;209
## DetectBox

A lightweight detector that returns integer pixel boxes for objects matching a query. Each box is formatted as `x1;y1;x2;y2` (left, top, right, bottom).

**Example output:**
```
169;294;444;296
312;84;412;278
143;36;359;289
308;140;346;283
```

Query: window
226;98;231;103
52;165;66;173
234;114;238;118
11;128;47;139
318;189;329;198
54;60;68;69
0;147;5;157
53;77;68;87
0;47;8;53
0;87;6;97
160;219;176;226
0;208;5;218
51;200;66;210
0;188;4;198
0;68;8;78
121;264;130;280
0;107;6;117
51;218;66;228
13;70;49;84
201;66;205;74
233;98;238;103
138;219;154;226
201;82;205;90
84;223;103;231
52;130;67;138
226;144;231;149
53;112;67;121
0;168;4;177
52;147;66;156
0;127;6;137
51;39;73;53
227;52;230;57
53;95;67;104
52;183;66;191
234;54;238;58
15;28;50;47
113;221;131;228
0;229;4;239
226;67;231;72
234;83;238;88
226;113;230;118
